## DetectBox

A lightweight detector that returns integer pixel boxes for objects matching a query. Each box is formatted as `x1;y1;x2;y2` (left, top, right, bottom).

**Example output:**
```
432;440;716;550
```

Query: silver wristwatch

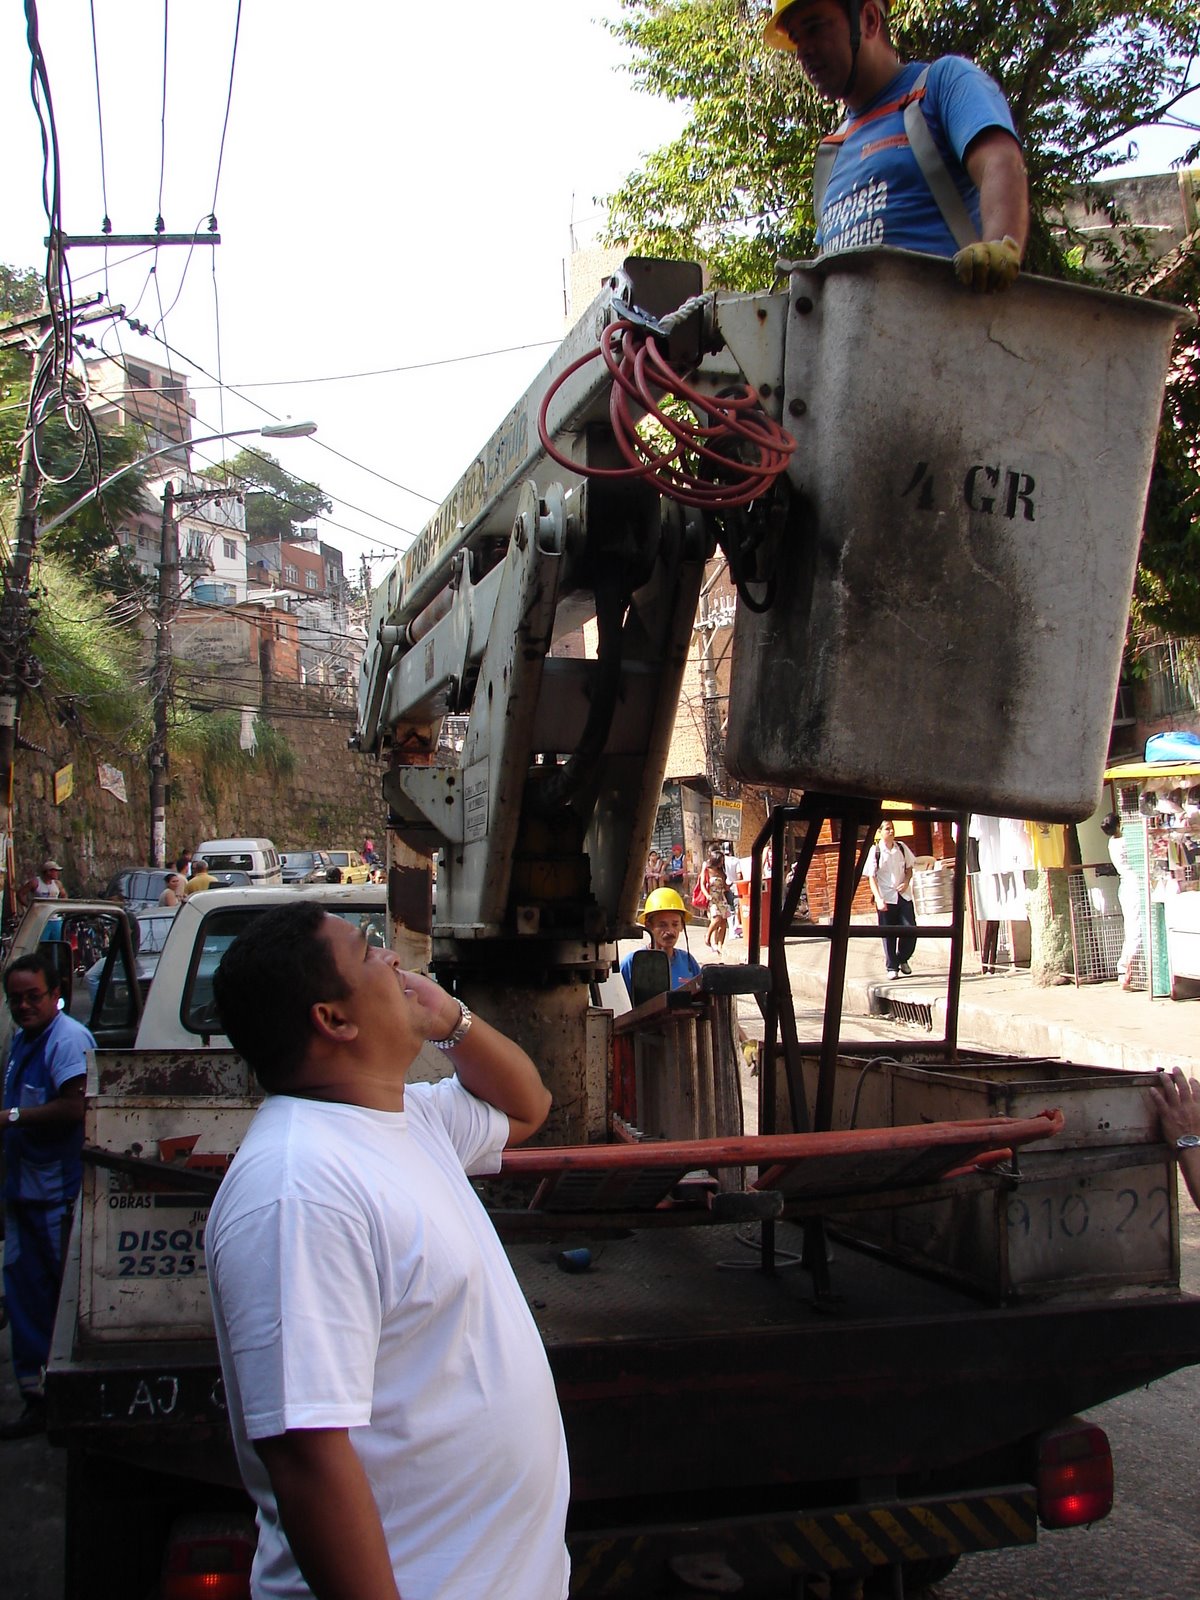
1177;1134;1200;1152
432;1000;473;1052
6;1106;20;1125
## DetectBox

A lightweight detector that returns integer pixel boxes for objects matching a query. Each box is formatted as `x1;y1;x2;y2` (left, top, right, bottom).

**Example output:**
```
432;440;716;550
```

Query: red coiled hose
536;319;794;510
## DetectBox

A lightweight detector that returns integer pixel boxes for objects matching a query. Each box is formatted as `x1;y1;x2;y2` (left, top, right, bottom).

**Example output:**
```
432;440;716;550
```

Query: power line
114;328;428;537
78;341;419;550
86;0;111;233
155;0;169;232
187;338;562;392
208;0;243;219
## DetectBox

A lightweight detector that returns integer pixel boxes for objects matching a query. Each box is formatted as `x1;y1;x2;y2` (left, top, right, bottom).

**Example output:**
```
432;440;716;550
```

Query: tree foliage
204;449;331;543
1;263;157;606
1134;246;1200;642
31;553;151;747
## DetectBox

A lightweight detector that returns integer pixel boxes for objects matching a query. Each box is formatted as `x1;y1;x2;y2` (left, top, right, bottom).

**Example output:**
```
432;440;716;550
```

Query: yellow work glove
952;235;1021;293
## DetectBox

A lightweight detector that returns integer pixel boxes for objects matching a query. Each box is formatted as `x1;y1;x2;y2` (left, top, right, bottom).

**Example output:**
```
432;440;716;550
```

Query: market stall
1103;757;1200;999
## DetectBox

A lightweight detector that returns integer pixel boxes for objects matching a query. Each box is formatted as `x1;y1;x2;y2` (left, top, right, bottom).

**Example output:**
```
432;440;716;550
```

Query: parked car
205;869;254;890
102;867;176;910
84;906;178;1006
0;899;145;1057
281;850;333;885
194;837;283;887
133;884;387;1049
324;848;371;884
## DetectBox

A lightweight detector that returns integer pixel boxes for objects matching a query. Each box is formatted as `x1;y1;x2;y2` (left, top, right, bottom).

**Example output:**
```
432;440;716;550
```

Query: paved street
660;910;1200;1078
930;1199;1200;1600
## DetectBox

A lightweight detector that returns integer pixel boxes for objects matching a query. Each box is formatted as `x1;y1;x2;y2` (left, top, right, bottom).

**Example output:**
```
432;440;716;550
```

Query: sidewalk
626;914;1200;1077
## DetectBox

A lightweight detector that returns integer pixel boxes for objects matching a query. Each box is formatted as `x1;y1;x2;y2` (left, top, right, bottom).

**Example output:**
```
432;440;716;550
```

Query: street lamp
0;419;318;904
142;422;318;868
35;420;318;541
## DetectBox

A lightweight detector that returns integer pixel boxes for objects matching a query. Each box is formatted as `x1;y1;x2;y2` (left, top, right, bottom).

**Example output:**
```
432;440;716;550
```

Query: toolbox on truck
791;1050;1177;1301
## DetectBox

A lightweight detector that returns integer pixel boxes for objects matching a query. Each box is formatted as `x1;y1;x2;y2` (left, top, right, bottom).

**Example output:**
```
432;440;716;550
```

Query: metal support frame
748;795;969;1286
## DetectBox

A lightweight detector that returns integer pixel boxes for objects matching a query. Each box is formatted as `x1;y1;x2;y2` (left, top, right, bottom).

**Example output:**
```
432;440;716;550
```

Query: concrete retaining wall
10;686;387;895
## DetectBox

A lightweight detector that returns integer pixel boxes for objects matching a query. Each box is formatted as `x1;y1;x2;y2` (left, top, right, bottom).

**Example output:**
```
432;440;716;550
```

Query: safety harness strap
813;64;981;248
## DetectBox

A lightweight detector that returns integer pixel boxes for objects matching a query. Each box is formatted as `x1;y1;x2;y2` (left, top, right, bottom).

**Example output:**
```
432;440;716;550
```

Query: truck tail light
1037;1417;1113;1529
161;1512;255;1600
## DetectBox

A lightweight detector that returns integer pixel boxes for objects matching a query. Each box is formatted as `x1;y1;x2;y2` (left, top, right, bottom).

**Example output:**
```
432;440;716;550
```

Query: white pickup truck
39;894;1200;1600
1;883;387;1058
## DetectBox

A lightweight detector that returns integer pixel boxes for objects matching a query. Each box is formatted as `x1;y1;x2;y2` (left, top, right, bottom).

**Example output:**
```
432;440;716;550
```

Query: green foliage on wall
33;556;151;746
171;709;297;779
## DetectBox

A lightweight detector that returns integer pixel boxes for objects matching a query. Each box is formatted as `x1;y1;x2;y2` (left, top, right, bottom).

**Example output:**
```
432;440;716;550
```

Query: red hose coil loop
536;320;795;510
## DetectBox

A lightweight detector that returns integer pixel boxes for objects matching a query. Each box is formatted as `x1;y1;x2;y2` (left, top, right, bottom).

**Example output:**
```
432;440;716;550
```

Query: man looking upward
208;902;569;1600
764;0;1029;289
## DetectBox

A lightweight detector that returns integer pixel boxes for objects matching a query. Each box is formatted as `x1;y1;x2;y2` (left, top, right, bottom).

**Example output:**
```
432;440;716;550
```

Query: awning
1104;761;1200;781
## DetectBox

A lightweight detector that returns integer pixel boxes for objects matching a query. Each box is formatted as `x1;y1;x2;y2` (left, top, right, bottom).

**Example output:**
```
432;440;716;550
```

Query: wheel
864;1555;960;1596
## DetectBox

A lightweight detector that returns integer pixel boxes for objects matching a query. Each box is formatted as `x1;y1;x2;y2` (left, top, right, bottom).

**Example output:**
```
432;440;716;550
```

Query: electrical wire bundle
23;0;101;497
537;316;795;510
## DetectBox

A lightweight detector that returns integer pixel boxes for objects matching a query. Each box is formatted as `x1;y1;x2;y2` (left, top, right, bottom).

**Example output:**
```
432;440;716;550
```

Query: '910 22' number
1006;1185;1168;1240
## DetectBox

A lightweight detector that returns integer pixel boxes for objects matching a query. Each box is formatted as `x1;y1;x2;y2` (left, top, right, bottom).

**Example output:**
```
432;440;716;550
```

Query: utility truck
46;251;1200;1600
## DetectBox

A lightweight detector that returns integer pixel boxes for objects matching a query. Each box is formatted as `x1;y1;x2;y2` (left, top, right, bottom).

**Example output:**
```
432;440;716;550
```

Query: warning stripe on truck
568;1487;1037;1595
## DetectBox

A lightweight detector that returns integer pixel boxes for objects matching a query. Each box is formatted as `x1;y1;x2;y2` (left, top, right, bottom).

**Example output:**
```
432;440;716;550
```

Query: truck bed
511;1222;1200;1501
53;1214;1200;1494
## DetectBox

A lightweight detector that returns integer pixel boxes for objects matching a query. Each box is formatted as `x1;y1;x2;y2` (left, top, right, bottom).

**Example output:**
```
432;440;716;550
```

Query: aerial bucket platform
724;249;1187;821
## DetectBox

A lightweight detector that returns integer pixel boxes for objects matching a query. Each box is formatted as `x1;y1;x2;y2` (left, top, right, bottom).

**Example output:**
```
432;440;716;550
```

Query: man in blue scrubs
1;950;94;1438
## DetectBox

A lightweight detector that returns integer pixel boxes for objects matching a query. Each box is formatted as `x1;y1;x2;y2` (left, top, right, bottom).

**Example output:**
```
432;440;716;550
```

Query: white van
194;836;283;888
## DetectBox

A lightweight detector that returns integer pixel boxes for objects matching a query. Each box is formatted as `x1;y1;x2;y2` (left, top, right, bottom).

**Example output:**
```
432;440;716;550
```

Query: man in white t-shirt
208;901;569;1600
866;819;918;978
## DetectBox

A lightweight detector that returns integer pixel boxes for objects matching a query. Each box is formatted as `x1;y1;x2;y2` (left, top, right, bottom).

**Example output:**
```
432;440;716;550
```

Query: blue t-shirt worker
1;948;95;1439
765;0;1029;290
621;888;702;1001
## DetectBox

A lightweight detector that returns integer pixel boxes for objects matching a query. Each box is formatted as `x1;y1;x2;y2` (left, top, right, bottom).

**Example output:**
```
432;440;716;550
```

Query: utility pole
0;408;45;919
695;561;736;797
0;297;121;919
148;482;179;869
148;479;233;866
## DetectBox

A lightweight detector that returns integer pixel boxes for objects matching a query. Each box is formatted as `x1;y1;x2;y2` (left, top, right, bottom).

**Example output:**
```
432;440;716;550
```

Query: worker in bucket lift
763;0;1029;290
621;887;702;1000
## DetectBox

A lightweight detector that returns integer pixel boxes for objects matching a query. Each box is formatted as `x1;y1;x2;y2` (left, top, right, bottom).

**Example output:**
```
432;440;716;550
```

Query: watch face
1178;1134;1200;1149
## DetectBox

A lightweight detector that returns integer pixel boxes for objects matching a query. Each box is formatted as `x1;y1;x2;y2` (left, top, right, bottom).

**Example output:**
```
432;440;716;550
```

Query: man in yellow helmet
621;887;702;999
764;0;1029;290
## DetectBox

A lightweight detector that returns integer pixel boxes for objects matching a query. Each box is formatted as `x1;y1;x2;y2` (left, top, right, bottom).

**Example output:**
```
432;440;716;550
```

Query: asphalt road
929;1202;1200;1600
3;1190;1199;1600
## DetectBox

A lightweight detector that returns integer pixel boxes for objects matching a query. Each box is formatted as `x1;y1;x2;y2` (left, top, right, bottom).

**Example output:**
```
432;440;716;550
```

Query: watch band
432;1000;473;1052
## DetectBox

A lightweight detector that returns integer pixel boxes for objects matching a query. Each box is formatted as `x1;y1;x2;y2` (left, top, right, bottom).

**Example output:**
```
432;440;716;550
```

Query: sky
1;0;684;585
1;2;1195;591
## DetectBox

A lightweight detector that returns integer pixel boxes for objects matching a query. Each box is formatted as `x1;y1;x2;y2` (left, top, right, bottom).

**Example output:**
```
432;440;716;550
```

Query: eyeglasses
7;989;50;1010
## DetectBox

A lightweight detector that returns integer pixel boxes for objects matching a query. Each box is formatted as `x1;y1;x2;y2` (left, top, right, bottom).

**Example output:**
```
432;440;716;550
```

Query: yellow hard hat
638;886;687;926
763;0;887;53
763;0;807;50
